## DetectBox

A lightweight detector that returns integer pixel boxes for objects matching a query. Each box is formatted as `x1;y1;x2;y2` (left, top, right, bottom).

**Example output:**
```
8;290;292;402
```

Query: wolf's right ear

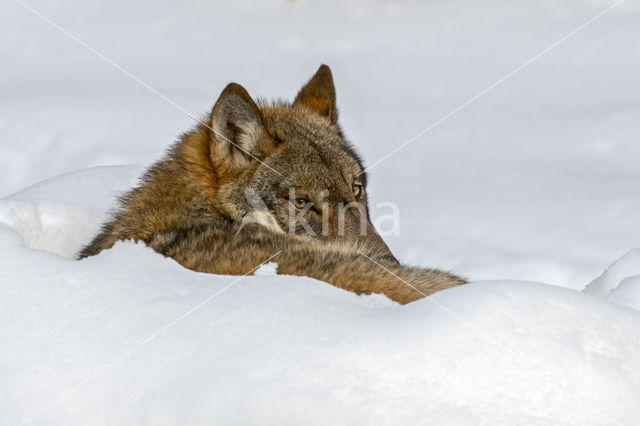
210;83;269;170
294;64;338;125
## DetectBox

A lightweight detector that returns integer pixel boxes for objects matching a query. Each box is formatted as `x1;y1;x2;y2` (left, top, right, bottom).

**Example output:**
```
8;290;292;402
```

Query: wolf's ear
294;64;338;125
210;83;269;169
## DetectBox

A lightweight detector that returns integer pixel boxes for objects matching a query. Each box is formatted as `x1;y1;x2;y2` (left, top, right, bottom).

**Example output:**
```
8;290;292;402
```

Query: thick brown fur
79;65;466;304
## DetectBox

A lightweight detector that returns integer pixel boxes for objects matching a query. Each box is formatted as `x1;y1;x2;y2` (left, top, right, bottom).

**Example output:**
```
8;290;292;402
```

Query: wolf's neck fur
79;123;227;257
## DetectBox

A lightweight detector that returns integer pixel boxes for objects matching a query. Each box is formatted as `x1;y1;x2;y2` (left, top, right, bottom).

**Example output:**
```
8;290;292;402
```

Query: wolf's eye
292;198;310;209
352;184;363;198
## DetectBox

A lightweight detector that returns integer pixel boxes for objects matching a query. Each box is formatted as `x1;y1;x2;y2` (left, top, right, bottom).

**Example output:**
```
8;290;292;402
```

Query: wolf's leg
149;224;466;304
273;250;466;304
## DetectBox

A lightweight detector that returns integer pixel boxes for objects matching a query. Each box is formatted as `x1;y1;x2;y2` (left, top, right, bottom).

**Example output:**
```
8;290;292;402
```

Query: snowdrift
1;167;640;425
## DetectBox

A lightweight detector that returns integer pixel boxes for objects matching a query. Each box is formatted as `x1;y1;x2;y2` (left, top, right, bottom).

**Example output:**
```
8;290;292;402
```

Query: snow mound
1;168;640;425
608;275;640;312
0;166;141;258
583;249;640;311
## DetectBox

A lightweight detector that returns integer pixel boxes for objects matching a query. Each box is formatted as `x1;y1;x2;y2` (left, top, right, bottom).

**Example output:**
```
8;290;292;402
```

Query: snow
585;249;640;310
585;249;640;298
608;275;640;311
2;0;640;424
2;183;640;424
0;166;141;259
253;262;280;276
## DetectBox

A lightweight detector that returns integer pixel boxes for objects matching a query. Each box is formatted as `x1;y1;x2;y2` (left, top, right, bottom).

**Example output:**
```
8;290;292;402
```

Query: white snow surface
584;249;640;311
2;0;640;424
585;249;640;297
1;172;640;425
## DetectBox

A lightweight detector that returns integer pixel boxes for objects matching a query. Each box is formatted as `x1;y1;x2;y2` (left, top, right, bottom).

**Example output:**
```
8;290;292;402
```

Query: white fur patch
236;120;261;152
238;210;284;234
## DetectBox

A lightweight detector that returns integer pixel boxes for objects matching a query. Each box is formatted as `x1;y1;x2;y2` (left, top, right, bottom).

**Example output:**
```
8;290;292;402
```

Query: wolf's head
206;65;395;262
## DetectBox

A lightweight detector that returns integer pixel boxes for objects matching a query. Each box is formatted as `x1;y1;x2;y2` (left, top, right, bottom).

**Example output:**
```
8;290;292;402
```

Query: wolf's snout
341;208;397;263
359;222;398;263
